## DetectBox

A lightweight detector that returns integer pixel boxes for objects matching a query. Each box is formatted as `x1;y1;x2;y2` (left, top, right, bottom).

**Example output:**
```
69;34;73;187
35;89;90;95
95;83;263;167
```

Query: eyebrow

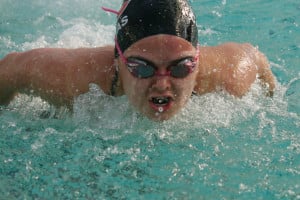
127;55;195;67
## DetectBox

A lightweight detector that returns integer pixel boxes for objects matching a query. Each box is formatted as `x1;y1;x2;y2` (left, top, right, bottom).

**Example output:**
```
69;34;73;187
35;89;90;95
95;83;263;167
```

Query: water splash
1;0;299;198
286;77;300;115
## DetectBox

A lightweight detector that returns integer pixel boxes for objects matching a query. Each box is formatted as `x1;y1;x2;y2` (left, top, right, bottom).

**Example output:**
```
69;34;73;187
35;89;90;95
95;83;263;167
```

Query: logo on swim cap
115;0;198;54
116;16;129;33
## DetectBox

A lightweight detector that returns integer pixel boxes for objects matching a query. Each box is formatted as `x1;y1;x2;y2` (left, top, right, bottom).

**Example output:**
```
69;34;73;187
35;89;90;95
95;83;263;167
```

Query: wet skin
0;34;275;121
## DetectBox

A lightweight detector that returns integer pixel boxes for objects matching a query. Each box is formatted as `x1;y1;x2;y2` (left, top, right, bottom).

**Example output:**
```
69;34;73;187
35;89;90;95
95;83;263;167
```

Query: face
118;34;199;121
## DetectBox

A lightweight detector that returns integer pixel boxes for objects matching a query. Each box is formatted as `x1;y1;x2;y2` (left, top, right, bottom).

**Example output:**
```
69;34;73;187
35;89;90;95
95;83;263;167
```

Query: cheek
176;76;196;95
120;66;134;94
121;73;148;105
123;76;137;97
172;77;197;108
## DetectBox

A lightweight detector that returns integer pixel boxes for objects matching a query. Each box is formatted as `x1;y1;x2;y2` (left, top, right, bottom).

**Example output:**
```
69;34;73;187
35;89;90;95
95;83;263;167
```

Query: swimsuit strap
110;65;119;96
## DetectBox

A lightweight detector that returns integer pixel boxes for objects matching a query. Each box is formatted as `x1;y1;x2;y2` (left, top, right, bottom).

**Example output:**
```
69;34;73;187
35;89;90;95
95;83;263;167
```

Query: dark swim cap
115;0;198;54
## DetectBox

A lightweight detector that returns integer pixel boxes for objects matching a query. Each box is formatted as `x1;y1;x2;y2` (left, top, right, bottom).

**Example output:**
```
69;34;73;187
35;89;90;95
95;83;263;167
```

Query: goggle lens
127;59;155;78
127;58;196;79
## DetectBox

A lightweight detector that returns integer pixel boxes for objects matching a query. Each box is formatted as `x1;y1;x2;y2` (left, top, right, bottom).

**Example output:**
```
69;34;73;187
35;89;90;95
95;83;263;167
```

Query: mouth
149;96;173;112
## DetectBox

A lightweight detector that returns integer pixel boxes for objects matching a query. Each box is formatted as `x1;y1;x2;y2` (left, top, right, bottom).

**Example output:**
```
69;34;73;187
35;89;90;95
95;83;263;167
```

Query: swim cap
115;0;198;55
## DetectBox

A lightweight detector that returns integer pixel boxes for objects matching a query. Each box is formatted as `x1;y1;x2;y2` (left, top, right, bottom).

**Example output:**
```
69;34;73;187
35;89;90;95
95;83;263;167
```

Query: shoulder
198;42;259;69
195;42;265;96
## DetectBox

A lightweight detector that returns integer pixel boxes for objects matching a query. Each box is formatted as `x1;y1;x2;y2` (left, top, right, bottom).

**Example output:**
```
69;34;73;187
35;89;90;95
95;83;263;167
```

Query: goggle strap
101;6;120;15
101;0;129;16
115;37;128;64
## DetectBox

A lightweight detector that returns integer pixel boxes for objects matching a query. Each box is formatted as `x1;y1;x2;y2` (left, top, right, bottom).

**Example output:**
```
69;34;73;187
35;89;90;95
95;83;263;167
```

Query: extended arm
0;46;115;108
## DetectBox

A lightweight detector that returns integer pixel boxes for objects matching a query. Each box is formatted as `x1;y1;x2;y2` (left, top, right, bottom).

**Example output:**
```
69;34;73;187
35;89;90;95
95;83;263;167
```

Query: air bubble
158;107;164;113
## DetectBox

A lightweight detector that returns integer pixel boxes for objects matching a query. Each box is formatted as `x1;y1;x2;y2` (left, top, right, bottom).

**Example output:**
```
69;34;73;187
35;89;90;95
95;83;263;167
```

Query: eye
126;58;155;78
169;58;197;78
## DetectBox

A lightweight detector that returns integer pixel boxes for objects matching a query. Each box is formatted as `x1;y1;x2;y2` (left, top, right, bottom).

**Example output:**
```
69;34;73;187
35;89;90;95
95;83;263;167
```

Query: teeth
152;97;170;105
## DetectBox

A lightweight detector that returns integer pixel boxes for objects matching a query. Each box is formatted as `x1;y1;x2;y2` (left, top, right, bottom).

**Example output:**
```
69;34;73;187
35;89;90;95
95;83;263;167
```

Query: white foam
198;26;217;37
69;79;295;140
21;19;115;50
7;78;293;139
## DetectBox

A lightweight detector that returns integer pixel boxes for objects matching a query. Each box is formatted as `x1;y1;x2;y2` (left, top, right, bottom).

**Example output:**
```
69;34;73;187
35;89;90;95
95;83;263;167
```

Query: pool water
1;0;300;199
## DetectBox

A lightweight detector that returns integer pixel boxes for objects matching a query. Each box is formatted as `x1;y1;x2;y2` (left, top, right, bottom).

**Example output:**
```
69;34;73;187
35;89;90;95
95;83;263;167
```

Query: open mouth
152;97;171;106
149;96;173;112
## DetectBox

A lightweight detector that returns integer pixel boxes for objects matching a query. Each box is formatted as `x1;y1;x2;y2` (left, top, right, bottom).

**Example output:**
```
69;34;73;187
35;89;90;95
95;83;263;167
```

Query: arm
0;46;116;108
254;48;275;96
0;53;18;105
195;42;275;97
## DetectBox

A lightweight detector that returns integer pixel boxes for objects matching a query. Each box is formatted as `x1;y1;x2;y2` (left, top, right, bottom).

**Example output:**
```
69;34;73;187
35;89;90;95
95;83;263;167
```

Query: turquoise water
1;0;300;199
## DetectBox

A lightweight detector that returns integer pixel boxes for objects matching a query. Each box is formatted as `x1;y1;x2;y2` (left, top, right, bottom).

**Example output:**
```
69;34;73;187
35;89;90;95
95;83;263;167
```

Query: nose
150;75;171;92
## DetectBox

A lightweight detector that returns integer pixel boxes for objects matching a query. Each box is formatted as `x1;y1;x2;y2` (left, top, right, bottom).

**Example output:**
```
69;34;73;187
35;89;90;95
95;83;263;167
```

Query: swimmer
0;0;275;121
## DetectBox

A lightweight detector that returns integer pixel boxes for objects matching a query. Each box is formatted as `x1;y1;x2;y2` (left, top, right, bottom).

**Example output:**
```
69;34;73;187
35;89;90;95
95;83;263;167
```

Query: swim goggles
115;37;200;79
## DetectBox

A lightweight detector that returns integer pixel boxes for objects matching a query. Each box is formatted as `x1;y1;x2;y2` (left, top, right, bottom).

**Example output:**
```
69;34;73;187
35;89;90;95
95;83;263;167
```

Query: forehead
124;34;196;60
